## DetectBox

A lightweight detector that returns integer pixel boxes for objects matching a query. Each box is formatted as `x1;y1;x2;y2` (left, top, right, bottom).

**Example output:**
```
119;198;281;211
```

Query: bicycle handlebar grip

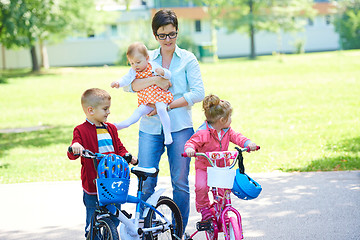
181;153;188;157
68;146;82;156
68;146;73;153
246;146;261;152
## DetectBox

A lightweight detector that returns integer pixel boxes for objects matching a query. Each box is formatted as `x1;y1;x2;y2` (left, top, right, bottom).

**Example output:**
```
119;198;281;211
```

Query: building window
195;20;201;32
111;25;118;37
325;15;331;25
308;18;314;26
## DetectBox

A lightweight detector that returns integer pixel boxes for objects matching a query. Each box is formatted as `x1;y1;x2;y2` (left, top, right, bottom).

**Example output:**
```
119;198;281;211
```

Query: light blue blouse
126;45;205;134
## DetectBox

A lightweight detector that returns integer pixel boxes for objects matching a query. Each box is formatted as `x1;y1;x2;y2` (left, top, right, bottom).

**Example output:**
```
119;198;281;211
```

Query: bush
333;0;360;50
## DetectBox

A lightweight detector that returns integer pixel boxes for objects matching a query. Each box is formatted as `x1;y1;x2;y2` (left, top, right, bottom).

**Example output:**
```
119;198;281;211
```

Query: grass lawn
0;50;359;184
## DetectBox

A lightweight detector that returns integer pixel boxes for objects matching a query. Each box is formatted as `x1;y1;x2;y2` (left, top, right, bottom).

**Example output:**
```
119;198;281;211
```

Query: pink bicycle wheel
228;217;242;240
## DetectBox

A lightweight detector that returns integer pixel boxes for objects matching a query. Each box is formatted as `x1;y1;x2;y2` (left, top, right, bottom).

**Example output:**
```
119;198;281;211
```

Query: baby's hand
71;142;84;155
185;148;196;157
155;68;165;77
248;142;258;151
111;81;120;88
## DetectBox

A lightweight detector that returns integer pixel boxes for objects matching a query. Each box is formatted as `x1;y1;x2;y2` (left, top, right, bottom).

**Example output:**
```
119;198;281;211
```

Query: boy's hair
127;42;148;59
152;9;178;36
203;94;232;124
81;88;111;109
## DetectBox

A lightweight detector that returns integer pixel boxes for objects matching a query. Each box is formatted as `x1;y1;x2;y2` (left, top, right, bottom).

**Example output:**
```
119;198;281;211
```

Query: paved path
1;171;359;239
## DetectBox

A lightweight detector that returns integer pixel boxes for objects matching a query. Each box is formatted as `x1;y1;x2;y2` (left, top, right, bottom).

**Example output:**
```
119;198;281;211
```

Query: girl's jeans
195;168;225;212
138;128;194;231
83;191;120;237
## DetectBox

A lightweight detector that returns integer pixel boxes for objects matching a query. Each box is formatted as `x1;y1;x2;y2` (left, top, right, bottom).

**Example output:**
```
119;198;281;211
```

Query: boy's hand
71;142;84;155
111;81;120;88
155;68;165;77
185;148;196;157
248;142;258;151
131;156;138;165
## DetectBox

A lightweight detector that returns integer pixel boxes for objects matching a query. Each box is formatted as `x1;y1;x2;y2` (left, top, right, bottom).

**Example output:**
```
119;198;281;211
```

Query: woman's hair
152;9;178;36
127;42;148;59
203;94;232;124
81;88;111;109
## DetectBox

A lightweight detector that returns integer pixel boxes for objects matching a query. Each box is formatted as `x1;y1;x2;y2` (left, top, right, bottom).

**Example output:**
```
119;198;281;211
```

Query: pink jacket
184;121;251;171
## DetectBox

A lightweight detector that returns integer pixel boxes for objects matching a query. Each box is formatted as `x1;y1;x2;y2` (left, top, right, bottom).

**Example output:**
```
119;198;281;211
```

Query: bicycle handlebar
181;146;260;168
68;146;134;164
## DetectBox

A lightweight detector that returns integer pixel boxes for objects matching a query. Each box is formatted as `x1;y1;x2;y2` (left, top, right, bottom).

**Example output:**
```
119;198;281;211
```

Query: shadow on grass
0;126;73;163
281;137;360;172
0;69;57;84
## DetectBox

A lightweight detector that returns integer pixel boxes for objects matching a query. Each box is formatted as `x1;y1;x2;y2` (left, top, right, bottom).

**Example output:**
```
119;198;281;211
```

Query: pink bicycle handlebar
181;146;260;158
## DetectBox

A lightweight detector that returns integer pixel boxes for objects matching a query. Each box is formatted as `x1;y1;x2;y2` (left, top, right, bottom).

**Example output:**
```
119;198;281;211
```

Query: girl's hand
248;142;258;151
71;142;84;155
111;81;120;88
185;148;196;157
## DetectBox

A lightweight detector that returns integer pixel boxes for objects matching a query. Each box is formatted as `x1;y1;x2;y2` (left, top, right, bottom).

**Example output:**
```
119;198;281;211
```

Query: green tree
333;0;360;49
0;0;106;71
224;0;316;58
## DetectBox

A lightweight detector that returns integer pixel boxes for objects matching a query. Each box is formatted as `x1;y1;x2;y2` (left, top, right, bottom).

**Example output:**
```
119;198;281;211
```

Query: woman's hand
155;76;172;90
146;103;157;116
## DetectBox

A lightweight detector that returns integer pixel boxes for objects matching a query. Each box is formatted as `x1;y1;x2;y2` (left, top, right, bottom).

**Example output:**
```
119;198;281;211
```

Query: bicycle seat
131;166;159;179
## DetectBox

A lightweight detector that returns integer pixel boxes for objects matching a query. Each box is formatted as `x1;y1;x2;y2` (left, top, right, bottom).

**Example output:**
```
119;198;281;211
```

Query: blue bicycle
69;147;183;240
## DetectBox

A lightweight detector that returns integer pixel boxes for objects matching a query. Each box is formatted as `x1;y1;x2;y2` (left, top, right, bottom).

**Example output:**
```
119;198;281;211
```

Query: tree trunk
1;45;6;70
40;40;49;69
30;45;39;72
210;18;219;62
249;0;256;59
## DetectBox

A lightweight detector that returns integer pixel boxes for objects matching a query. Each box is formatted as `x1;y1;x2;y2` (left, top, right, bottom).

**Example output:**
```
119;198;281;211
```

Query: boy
67;88;137;237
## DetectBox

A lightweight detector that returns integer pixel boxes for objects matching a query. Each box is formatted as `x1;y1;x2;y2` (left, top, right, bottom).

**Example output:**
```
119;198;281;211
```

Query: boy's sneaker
200;207;215;221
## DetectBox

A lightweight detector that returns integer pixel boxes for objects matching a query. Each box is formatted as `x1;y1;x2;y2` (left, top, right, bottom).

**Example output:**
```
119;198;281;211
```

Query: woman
128;9;205;232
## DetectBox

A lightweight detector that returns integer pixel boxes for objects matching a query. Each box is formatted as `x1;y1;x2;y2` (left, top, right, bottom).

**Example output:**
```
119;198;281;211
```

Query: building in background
0;0;339;69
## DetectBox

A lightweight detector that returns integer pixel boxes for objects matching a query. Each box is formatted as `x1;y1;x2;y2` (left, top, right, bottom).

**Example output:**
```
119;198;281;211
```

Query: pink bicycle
182;146;262;240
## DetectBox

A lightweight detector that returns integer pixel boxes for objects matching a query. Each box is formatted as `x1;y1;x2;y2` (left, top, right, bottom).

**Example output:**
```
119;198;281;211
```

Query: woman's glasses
156;31;178;40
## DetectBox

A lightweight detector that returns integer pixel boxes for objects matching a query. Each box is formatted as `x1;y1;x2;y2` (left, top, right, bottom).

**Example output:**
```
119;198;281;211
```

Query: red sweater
67;120;128;194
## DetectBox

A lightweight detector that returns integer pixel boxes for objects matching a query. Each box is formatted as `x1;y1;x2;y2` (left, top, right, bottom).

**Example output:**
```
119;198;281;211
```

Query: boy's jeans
138;128;194;231
83;191;120;237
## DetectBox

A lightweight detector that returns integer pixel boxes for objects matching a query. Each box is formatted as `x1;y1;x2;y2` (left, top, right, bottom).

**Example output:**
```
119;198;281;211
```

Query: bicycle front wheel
88;217;119;240
228;217;242;240
144;196;183;240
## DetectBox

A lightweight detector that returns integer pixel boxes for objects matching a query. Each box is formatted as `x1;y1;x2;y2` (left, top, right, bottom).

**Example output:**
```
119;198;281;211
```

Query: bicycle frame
69;147;182;240
183;146;259;240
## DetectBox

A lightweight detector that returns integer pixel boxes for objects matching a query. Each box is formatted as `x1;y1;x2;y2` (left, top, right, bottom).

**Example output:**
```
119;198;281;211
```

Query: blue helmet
97;154;130;179
232;169;262;200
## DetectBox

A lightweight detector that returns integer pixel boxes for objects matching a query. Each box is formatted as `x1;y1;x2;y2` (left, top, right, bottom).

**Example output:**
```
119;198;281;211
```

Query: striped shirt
97;125;114;154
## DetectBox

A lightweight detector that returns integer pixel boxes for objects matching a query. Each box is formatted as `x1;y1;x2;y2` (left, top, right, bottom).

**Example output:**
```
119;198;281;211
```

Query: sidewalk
1;171;359;239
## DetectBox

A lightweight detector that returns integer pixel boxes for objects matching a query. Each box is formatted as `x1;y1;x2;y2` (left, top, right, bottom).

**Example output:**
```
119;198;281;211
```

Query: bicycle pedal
121;210;132;219
196;219;212;231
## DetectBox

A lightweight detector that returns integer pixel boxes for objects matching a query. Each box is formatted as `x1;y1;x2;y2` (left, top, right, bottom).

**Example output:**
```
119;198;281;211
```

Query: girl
184;94;258;220
111;42;173;144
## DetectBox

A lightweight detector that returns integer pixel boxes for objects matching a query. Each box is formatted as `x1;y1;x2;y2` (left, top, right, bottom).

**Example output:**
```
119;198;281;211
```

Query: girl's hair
152;9;178;36
203;94;232;124
127;42;148;59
